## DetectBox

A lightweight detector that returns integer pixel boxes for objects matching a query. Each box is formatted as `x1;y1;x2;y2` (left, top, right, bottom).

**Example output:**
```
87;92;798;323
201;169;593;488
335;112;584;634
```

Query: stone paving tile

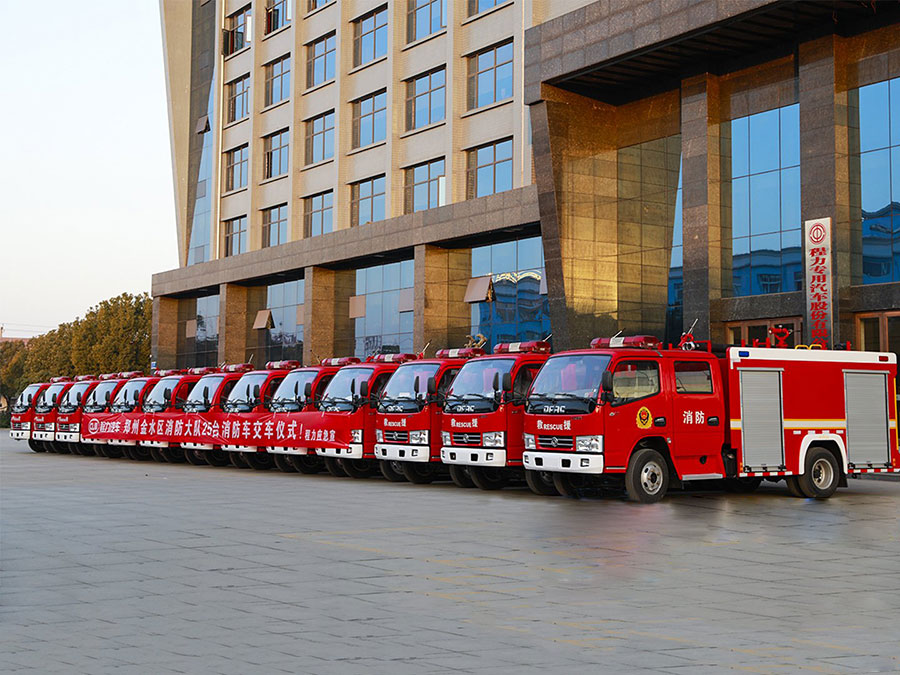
4;438;900;673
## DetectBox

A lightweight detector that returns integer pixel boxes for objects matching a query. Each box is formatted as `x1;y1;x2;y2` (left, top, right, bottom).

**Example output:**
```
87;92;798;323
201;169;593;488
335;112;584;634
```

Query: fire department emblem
88;418;100;434
636;406;652;430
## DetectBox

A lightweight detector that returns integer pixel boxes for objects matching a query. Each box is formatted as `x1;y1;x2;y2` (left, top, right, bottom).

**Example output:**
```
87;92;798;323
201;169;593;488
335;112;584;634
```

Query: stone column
218;283;252;365
413;244;471;353
302;266;355;363
151;296;178;369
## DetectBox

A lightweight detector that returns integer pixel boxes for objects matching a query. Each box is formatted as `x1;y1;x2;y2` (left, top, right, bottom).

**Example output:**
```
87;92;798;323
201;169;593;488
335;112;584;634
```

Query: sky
0;0;178;338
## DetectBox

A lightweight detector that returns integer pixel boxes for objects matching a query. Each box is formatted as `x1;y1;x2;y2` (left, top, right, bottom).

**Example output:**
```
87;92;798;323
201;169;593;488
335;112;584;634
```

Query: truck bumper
140;440;171;448
9;424;30;440
315;444;363;459
221;444;256;452
374;443;430;462
108;438;137;446
82;437;107;445
33;428;55;442
440;446;507;467
523;451;604;474
56;432;81;443
266;446;312;455
181;441;214;451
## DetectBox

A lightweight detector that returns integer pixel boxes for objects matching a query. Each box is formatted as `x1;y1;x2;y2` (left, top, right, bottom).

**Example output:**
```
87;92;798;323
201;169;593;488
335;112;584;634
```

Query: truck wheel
273;454;297;473
67;443;82;455
448;465;475;488
324;457;348;477
245;452;274;471
625;448;669;503
149;448;168;462
470;467;509;490
380;460;407;482
53;442;70;454
162;447;186;463
201;449;230;467
797;447;840;499
341;459;379;479
525;469;559;496
724;477;762;493
552;472;594;498
230;452;250;469
28;439;45;453
402;463;434;484
785;476;805;497
105;446;124;459
130;447;153;462
290;455;324;474
184;449;208;466
79;443;96;456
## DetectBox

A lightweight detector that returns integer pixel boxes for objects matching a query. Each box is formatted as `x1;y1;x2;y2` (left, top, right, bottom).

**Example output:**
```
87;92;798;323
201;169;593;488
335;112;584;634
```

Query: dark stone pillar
151;296;178;369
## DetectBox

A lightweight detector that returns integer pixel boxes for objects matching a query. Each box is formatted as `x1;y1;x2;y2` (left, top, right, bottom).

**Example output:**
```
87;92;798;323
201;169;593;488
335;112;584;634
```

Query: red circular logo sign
809;222;827;245
88;418;100;434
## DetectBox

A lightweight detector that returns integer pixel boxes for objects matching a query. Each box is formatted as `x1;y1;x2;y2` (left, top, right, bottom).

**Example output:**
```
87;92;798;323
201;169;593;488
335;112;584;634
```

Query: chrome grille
452;432;481;446
538;435;574;449
384;430;408;443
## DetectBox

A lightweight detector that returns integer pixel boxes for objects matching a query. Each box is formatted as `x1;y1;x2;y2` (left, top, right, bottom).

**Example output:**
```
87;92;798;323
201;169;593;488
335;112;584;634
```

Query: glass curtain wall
176;294;220;368
265;279;305;363
354;261;415;357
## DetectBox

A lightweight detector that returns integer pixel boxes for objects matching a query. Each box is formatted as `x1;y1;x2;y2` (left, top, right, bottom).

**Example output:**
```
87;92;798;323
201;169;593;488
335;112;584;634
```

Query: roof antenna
543;333;553;342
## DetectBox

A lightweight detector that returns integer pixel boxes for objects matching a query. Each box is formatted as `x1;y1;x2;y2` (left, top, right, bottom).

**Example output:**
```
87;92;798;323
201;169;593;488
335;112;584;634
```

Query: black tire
230;452;250;469
402;463;435;484
67;442;82;455
162;447;187;463
202;449;231;467
785;475;805;498
28;439;45;453
273;454;297;473
104;446;124;459
149;448;168;462
625;448;670;503
525;469;559;496
245;452;274;471
797;447;840;499
724;477;763;493
379;460;408;482
289;455;324;474
469;466;509;490
53;442;69;454
323;457;348;477
341;458;379;479
92;445;108;457
448;464;475;488
184;448;208;466
552;472;596;498
130;446;153;462
79;443;96;456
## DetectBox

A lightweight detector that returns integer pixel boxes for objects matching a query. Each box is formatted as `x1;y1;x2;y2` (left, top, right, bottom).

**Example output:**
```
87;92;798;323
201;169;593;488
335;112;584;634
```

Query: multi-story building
153;0;900;369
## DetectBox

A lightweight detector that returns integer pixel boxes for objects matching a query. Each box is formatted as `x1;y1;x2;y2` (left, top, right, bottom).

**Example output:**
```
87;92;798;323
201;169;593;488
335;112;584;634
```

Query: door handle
708;416;719;426
653;417;666;427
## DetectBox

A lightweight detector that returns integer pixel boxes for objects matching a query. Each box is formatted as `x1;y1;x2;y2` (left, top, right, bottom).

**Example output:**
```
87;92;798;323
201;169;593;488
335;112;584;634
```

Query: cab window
264;377;284;405
438;368;459;396
611;361;660;405
369;373;392;399
218;379;237;403
674;361;713;394
314;375;333;400
513;366;540;400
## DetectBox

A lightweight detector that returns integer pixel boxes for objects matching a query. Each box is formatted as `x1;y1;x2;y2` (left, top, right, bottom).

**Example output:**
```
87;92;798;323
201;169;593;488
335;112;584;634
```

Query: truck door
670;359;726;477
605;359;668;469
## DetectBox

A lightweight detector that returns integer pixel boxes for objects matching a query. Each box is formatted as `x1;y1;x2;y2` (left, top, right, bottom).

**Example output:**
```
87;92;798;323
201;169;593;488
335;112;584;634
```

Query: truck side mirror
203;389;210;405
164;388;172;402
133;389;140;402
51;392;58;404
360;380;369;399
502;372;512;393
76;391;82;404
304;381;313;399
427;376;437;396
26;394;33;405
600;370;614;404
252;384;261;402
492;372;500;391
414;378;421;394
105;390;111;403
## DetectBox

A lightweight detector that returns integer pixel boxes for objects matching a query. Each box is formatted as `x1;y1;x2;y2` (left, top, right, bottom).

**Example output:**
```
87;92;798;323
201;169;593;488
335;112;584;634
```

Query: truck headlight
523;433;536;450
441;431;451;446
375;429;383;442
575;435;603;453
71;424;80;433
351;429;363;443
482;431;504;447
409;430;429;445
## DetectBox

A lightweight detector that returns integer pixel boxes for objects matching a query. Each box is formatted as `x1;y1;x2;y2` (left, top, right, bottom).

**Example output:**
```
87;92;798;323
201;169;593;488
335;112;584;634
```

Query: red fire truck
32;377;76;453
106;372;161;460
439;342;552;490
138;369;206;463
55;375;99;454
374;348;479;483
265;359;346;473
219;361;296;469
79;373;132;458
9;381;50;451
312;353;418;478
179;364;249;466
522;336;900;502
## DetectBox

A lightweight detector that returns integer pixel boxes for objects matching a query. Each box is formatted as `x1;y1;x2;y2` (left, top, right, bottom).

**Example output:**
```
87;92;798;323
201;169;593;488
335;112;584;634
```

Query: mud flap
721;448;737;478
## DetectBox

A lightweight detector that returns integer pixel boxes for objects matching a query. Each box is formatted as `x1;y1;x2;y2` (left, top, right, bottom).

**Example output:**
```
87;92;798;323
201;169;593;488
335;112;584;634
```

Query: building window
406;68;445;130
304;191;333;237
262;204;288;247
264;55;290;107
304;110;334;164
404;158;445;213
353;7;387;67
351;176;386;226
353;260;415;357
467;138;512;198
226;75;250;123
727;103;800;297
263;129;289;179
470;236;549;352
467;40;513;110
176;294;220;369
224;6;252;56
308;0;334;11
407;0;445;43
352;90;387;149
265;0;290;34
253;279;304;364
726;318;802;348
307;33;336;88
851;76;900;284
224;216;248;256
468;0;504;16
224;144;248;192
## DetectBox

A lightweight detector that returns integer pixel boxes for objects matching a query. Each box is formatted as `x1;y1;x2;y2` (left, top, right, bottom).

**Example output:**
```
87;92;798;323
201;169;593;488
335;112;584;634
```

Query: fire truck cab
107;373;160;459
439;341;552;490
9;382;50;450
523;336;899;502
139;369;204;463
55;375;99;454
374;349;478;483
180;365;247;466
32;377;75;453
80;374;131;457
266;360;344;473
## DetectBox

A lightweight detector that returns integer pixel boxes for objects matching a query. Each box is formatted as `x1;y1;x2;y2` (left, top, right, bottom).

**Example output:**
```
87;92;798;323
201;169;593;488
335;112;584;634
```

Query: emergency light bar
118;371;144;379
74;375;96;382
320;357;361;367
222;363;253;373
98;373;119;380
265;360;301;371
49;376;72;383
369;353;418;363
153;369;186;377
435;347;485;359
591;335;661;350
492;341;551;355
187;367;220;375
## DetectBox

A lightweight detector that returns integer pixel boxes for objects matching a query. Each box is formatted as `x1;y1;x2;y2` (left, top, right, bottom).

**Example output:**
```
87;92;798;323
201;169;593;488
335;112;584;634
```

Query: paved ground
2;437;900;674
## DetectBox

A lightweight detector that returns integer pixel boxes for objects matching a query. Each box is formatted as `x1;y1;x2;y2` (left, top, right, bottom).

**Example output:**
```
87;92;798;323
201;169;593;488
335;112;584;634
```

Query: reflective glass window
353;7;387;67
264;55;291;107
467;40;513;110
307;33;335;88
176;293;220;368
304;191;333;238
353;261;414;357
305;110;334;165
262;204;288;247
407;0;445;43
351;176;386;226
406;68;445;130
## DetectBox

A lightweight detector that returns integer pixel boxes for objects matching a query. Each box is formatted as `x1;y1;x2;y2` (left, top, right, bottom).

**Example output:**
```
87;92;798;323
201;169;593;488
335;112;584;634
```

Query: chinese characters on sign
804;218;833;348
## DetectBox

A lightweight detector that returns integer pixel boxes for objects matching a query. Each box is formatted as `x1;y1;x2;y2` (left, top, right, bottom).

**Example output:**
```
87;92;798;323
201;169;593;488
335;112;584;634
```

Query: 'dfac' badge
636;406;652;430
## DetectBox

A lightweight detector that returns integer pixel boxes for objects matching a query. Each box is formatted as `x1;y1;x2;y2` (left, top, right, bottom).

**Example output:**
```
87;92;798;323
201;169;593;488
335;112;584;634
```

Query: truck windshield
35;383;67;413
270;370;318;412
378;363;440;413
318;367;372;412
142;377;181;412
112;380;147;412
58;382;93;413
184;375;225;413
526;354;611;414
223;373;268;412
12;384;42;413
444;358;514;413
84;381;119;412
